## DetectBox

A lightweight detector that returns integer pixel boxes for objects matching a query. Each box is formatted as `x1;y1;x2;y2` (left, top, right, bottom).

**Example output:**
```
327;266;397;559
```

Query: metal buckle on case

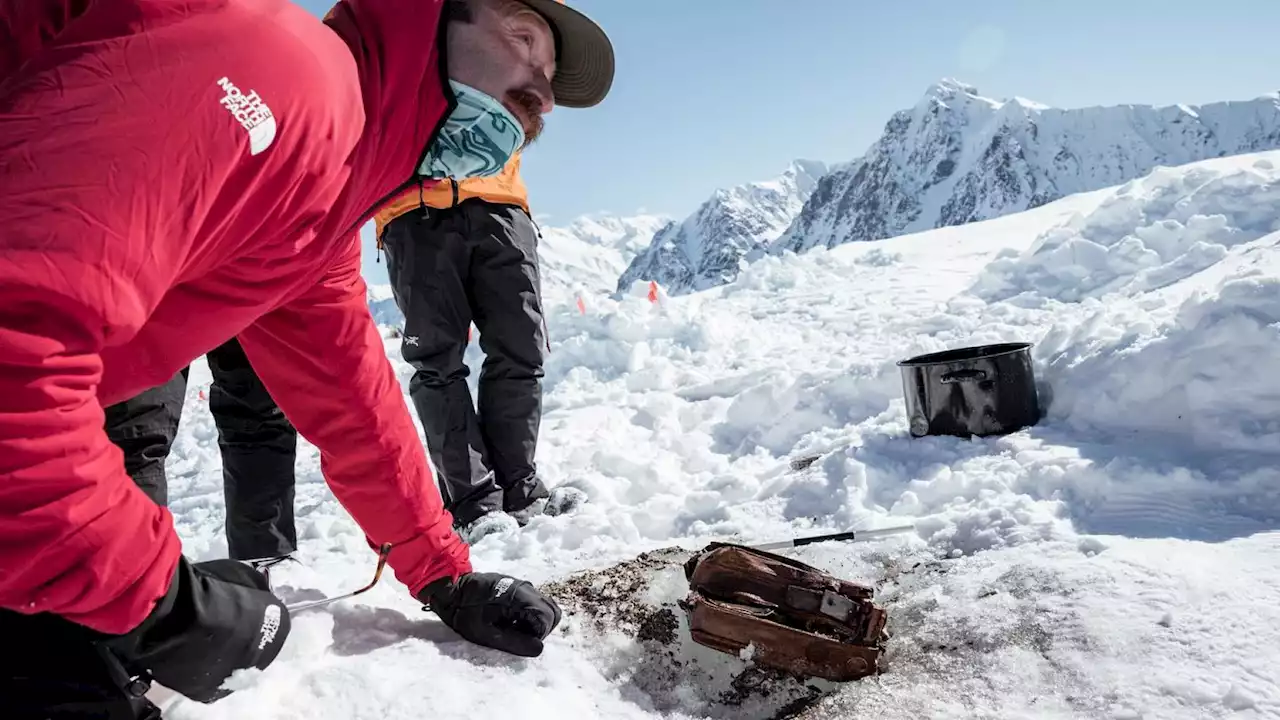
820;590;856;622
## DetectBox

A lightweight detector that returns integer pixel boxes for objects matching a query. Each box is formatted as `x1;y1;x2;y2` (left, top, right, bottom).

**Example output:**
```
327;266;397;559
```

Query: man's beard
508;89;545;147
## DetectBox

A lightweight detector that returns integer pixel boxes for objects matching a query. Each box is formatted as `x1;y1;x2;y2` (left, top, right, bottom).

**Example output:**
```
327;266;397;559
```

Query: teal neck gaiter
418;81;525;180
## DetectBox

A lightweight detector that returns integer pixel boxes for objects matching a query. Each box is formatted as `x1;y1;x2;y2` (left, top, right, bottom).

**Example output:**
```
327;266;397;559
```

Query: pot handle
941;368;987;383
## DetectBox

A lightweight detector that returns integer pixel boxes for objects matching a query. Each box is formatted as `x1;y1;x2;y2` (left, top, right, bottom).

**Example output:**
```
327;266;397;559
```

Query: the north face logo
217;77;276;156
492;577;514;599
257;604;282;650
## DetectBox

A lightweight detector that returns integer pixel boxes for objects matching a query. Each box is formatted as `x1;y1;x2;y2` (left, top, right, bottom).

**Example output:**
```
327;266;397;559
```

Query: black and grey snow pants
103;337;298;560
380;199;549;527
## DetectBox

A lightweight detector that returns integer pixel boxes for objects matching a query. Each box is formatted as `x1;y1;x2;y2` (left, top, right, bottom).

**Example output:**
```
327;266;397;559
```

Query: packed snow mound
973;154;1280;302
959;152;1280;459
164;153;1280;719
1034;229;1280;453
616;160;828;296
774;80;1280;256
1037;231;1280;456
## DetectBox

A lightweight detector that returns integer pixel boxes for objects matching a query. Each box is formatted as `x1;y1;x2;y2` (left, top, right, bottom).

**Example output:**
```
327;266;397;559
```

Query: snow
158;152;1280;719
616;160;829;295
972;155;1280;302
365;283;403;327
539;213;673;303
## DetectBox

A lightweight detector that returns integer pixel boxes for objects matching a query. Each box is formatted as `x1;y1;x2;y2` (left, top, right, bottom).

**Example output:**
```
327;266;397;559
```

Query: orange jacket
373;153;530;240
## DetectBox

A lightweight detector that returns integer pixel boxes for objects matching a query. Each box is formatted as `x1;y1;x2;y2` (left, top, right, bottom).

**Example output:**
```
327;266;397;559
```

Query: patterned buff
418;81;526;180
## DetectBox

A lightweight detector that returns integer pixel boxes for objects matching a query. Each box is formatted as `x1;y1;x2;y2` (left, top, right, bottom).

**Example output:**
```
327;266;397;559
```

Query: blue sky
298;0;1280;225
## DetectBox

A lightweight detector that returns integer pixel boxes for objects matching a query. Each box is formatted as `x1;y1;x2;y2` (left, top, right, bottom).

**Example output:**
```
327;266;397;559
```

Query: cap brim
519;0;614;108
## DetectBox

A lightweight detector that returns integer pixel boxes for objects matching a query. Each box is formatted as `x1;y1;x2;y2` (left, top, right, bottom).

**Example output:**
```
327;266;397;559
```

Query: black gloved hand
103;556;291;703
420;572;562;657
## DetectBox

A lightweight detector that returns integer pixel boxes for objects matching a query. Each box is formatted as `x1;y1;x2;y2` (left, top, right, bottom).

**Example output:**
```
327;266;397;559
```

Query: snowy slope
364;213;670;327
163;152;1280;719
365;283;402;327
616;160;828;295
539;213;673;302
775;79;1280;255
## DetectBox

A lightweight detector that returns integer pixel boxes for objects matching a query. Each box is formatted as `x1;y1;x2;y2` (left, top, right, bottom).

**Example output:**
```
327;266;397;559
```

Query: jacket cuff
378;527;472;599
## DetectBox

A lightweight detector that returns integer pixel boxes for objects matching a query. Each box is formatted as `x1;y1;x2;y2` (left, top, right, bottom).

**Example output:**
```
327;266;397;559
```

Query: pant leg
463;202;550;512
207;337;298;560
103;369;189;506
380;208;502;527
0;608;161;720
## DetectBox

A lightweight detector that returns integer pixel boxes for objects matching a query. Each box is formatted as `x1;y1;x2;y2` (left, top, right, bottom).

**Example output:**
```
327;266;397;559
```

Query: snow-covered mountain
365;213;670;327
366;283;403;327
774;79;1280;254
538;214;672;301
615;160;828;295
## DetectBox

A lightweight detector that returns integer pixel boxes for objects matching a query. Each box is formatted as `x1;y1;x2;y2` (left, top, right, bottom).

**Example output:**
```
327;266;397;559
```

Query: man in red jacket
0;0;614;716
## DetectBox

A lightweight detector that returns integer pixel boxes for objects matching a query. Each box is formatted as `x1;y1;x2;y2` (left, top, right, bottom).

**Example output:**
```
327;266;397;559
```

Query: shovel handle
748;525;915;551
285;543;393;614
792;531;857;547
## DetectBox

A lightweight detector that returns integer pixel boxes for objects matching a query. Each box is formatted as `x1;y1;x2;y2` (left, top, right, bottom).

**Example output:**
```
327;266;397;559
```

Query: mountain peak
616;160;831;295
785;158;829;180
917;79;1055;115
914;78;1001;116
929;77;981;97
1010;95;1052;111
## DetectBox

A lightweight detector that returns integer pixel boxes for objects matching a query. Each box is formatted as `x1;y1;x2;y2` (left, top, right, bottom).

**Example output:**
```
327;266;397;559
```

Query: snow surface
159;152;1280;719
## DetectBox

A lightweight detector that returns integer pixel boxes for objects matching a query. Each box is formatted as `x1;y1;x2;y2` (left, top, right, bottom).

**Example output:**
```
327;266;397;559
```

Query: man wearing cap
0;0;614;716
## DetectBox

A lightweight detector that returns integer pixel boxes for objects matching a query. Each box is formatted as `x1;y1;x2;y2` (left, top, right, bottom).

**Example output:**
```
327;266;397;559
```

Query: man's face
447;0;557;146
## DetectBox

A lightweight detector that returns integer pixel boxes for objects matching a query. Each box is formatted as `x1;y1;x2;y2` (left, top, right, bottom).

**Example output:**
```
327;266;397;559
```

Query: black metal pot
897;342;1040;438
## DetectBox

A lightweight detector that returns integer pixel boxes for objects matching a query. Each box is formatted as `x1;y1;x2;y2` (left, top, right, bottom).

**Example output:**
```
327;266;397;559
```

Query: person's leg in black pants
381;205;505;529
380;200;549;528
206;338;298;561
103;369;189;506
466;202;550;514
103;339;297;560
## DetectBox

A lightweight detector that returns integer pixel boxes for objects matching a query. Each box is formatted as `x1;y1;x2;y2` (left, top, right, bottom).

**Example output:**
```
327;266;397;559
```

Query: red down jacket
0;0;470;635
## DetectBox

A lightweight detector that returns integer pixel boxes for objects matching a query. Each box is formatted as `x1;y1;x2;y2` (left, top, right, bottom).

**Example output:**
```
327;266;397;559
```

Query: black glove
103;556;291;703
420;572;561;657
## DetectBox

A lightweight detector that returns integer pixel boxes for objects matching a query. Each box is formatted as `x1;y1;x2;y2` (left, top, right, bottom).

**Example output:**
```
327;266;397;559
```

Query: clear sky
297;0;1280;224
